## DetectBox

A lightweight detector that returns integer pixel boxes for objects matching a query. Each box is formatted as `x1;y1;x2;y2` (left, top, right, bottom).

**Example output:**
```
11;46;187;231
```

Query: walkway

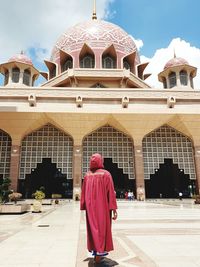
0;199;200;267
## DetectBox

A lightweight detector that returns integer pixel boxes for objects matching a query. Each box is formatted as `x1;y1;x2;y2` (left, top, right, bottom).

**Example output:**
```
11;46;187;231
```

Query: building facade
0;11;200;199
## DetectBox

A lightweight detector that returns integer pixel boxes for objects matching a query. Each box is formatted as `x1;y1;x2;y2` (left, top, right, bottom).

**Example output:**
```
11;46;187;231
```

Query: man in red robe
80;153;118;263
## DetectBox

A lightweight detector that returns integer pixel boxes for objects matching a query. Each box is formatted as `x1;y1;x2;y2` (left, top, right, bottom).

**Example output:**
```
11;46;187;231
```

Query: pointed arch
122;51;136;73
19;123;73;180
82;124;135;180
59;49;73;72
44;60;57;80
137;62;149;80
102;45;117;69
79;44;95;68
0;129;12;179
142;124;195;180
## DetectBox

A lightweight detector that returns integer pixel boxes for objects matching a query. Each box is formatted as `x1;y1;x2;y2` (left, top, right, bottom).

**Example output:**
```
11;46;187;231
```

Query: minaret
92;0;97;20
158;53;197;90
0;51;40;87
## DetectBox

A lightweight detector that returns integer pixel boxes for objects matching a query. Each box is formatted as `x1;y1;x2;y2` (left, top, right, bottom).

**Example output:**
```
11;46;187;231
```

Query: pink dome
51;20;139;63
8;53;33;65
164;57;188;70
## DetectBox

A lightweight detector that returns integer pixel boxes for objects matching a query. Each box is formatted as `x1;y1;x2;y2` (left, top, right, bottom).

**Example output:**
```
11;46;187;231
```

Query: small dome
164;57;188;70
51;20;139;64
8;52;33;65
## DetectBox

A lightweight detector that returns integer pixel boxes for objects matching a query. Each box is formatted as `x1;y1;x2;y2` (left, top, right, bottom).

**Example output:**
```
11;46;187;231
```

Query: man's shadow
84;257;119;266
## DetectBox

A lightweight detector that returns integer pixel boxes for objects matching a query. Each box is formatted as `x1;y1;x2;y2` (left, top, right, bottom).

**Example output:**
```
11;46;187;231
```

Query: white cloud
130;35;143;51
141;38;200;89
0;0;113;64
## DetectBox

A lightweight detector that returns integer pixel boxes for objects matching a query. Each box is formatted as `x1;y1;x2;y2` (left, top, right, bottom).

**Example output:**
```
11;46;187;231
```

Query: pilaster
193;145;200;194
134;142;145;199
72;145;82;200
9;145;21;192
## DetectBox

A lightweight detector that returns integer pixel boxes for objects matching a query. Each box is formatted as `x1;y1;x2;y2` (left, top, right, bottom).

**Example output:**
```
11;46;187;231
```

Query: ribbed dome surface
51;20;139;63
164;57;188;70
8;53;33;65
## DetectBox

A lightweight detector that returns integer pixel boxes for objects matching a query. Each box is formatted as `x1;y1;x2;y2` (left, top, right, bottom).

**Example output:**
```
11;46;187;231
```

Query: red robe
80;153;117;253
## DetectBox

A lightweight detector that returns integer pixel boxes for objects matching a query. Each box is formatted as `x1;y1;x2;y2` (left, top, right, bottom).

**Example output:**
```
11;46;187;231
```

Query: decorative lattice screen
82;125;134;179
19;124;73;179
0;130;11;179
143;125;196;179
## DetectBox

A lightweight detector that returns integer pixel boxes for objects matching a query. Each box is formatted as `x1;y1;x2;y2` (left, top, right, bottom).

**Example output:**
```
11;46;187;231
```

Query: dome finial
174;49;176;58
92;0;97;20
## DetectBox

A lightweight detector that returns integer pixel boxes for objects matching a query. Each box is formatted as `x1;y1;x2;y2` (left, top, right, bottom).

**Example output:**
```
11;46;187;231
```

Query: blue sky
0;0;200;87
108;0;200;57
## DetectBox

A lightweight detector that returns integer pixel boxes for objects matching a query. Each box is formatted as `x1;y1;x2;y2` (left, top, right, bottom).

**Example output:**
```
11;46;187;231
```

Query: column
166;75;170;88
9;145;21;192
176;70;181;87
8;68;12;85
72;145;82;200
134;142;145;200
193;146;200;194
19;69;24;85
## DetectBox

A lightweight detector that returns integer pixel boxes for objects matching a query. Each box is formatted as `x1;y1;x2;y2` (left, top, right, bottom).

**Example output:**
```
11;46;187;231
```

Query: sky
0;0;200;88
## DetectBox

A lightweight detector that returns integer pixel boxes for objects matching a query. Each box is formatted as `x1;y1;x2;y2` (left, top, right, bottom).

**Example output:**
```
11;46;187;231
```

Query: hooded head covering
89;153;104;171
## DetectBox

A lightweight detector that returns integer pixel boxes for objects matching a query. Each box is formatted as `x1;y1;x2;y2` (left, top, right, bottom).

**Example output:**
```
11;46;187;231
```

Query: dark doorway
104;158;135;198
145;158;190;198
0;174;3;189
24;158;72;198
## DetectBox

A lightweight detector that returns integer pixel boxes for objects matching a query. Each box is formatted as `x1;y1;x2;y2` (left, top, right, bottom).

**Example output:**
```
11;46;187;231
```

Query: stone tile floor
0;199;200;267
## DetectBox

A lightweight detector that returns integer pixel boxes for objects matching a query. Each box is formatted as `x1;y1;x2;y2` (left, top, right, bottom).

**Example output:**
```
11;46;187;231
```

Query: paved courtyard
0;199;200;267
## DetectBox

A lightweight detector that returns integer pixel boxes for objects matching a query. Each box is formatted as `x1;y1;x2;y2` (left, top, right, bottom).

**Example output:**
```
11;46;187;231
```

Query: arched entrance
104;158;135;197
24;158;73;198
19;124;73;198
82;125;135;195
143;125;196;198
145;159;190;198
0;129;11;179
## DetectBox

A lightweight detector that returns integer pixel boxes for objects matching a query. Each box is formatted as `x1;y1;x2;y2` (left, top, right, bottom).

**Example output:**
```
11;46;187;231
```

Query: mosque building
0;2;199;199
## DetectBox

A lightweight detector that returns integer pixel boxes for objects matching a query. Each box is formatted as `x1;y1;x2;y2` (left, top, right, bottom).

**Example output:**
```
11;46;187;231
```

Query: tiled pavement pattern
1;200;200;267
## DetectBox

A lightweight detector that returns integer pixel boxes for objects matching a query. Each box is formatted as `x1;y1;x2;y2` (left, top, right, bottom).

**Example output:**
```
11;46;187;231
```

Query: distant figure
125;191;128;200
179;192;183;200
80;153;117;264
137;185;145;201
128;190;132;201
128;190;134;200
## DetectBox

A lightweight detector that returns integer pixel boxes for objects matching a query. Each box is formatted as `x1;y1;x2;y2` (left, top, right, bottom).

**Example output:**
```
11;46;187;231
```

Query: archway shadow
84;257;119;266
145;158;190;198
104;158;135;198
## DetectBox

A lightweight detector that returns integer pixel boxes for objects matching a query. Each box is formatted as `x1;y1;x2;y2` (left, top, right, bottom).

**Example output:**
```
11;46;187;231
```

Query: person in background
125;191;128;200
80;153;118;264
137;185;145;201
179;191;183;200
128;190;132;201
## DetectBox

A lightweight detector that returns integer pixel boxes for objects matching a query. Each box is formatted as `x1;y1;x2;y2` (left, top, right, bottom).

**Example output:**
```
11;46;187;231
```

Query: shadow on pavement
84;257;119;266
